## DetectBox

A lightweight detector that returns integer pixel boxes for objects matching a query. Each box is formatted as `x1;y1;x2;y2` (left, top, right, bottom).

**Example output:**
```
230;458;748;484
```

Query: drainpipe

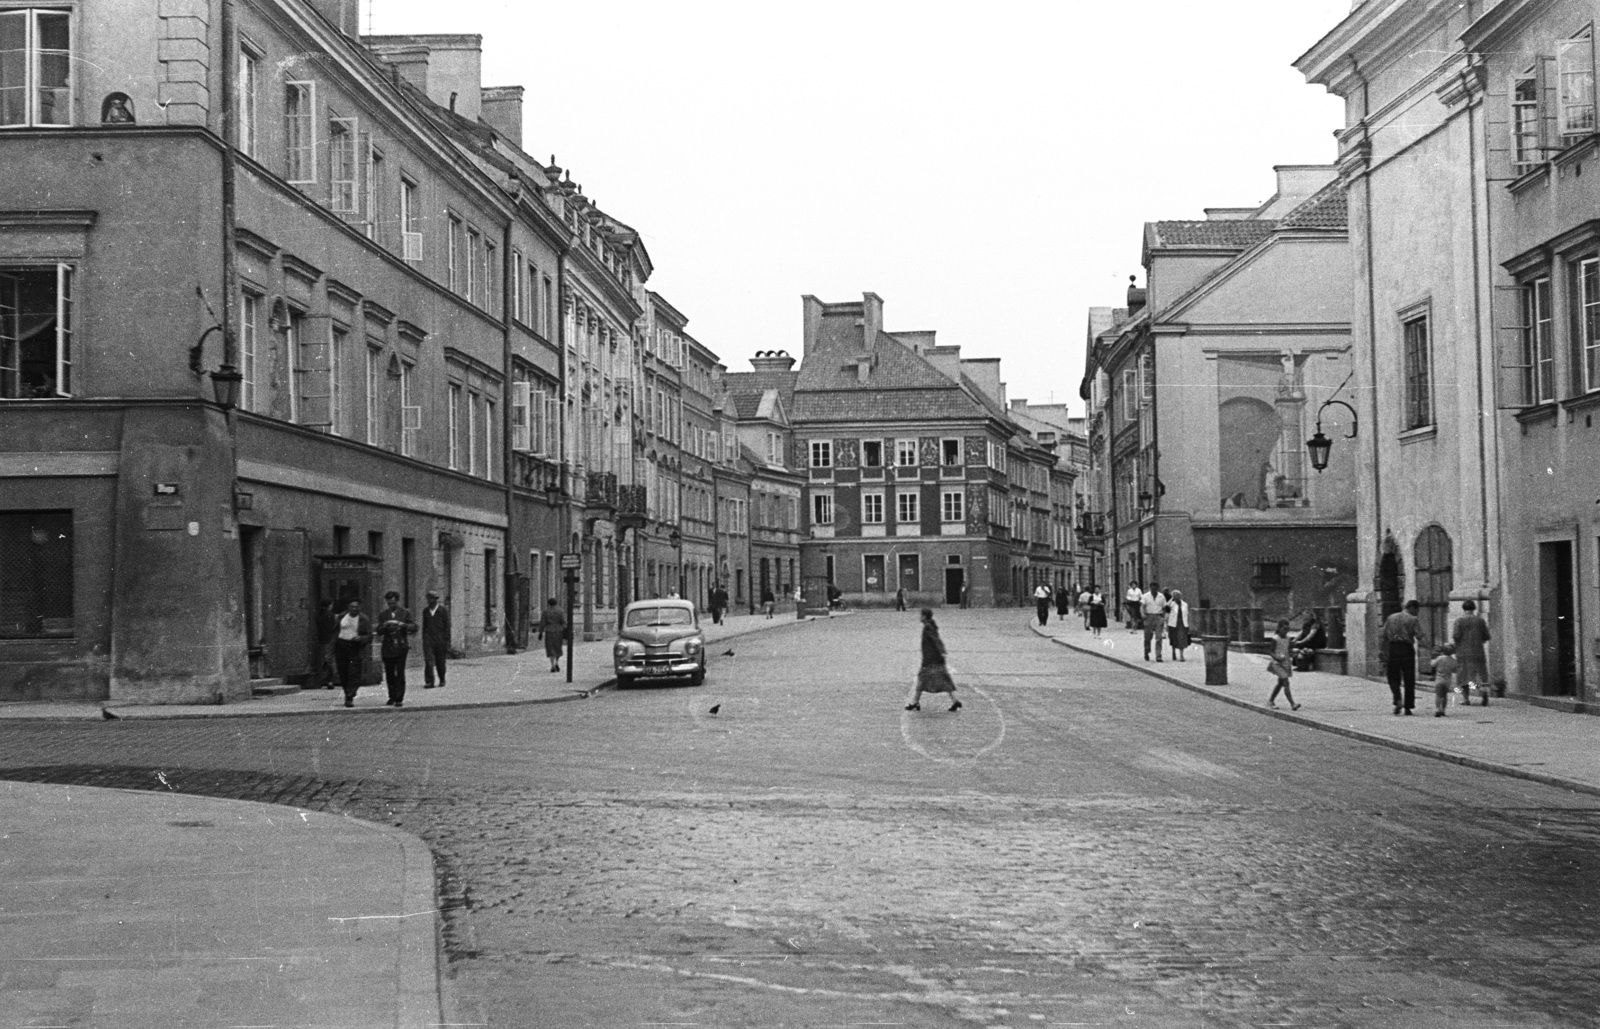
219;0;237;375
501;212;515;652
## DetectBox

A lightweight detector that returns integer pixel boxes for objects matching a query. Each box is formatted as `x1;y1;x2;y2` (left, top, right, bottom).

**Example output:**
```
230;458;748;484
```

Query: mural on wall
1217;352;1308;510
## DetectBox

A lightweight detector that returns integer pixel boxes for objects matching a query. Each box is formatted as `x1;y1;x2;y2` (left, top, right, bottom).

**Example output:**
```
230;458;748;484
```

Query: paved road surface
3;609;1597;1027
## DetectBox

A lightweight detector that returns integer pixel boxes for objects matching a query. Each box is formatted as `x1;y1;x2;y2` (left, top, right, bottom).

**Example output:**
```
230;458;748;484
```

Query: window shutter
55;263;72;396
299;315;332;428
1557;34;1597;137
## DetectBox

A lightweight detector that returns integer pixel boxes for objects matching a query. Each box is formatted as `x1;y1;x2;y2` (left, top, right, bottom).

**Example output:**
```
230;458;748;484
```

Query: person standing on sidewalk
1430;643;1459;717
1125;582;1142;630
761;585;776;619
421;590;450;689
1055;584;1070;619
1087;589;1107;637
905;608;960;713
709;583;726;625
1033;583;1052;626
1078;586;1092;630
1140;582;1169;662
537;598;566;673
1452;599;1492;706
1266;619;1301;710
376;591;416;708
1166;589;1191;661
333;600;372;709
1382;600;1427;715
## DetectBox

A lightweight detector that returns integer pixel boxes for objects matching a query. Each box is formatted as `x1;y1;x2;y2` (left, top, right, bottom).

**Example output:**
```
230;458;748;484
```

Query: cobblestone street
3;610;1598;1027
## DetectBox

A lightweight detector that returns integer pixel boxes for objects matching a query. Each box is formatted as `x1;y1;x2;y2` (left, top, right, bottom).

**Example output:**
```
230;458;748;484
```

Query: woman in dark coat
1088;590;1108;636
905;608;961;712
537;598;566;673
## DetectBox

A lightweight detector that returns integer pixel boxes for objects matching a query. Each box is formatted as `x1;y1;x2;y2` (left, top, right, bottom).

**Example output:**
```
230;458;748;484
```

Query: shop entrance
1539;540;1578;696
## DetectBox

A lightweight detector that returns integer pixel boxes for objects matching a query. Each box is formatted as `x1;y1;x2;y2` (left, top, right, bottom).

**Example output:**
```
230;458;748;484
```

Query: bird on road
721;648;735;657
709;704;721;715
101;709;119;721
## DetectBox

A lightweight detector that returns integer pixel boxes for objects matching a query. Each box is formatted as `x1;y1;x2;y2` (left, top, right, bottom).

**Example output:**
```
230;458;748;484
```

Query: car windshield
626;607;693;627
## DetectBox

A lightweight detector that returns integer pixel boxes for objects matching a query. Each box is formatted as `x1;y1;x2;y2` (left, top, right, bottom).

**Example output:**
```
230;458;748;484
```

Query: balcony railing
617;484;647;516
584;471;618;510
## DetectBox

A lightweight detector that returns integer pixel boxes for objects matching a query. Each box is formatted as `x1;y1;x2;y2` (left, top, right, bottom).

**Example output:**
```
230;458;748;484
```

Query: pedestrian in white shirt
1165;589;1191;661
1140;583;1169;662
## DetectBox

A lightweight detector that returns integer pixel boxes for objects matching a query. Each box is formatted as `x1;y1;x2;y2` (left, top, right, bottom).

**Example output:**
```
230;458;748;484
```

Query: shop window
0;509;72;638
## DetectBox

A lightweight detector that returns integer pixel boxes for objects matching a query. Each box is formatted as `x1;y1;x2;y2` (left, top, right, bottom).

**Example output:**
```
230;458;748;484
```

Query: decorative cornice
234;227;278;262
282;253;323;284
0;210;97;231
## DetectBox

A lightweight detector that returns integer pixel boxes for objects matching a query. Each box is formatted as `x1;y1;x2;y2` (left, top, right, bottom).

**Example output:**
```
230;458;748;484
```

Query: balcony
512;451;563;493
617;484;647;516
584;471;618;510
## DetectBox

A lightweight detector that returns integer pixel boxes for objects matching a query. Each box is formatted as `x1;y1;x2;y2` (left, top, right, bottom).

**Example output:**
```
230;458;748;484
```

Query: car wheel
689;665;705;686
615;674;633;690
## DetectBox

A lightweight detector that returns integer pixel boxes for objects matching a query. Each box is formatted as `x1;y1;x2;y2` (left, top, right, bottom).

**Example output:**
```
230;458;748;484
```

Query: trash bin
1200;635;1229;686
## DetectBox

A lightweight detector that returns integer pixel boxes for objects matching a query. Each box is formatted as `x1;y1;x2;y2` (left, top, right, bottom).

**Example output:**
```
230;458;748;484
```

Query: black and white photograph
3;0;1600;1025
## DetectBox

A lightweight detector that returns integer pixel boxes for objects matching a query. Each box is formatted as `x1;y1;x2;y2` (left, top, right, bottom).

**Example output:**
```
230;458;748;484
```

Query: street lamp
1306;399;1359;473
668;527;682;597
210;363;243;409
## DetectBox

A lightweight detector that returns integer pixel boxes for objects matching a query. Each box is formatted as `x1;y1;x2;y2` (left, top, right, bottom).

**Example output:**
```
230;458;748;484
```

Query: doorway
1539;540;1578;696
240;526;263;677
945;567;964;605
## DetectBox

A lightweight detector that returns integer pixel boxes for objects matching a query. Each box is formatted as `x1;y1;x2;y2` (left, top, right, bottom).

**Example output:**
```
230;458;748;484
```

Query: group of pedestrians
1380;598;1492;716
1030;583;1077;626
318;591;452;708
1116;580;1192;663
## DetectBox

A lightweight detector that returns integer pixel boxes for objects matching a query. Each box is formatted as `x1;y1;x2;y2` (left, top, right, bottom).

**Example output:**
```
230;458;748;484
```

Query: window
284;309;302;423
448;384;461;469
365;146;384;241
0;264;71;399
862;492;884;524
368;530;383;557
861;440;883;467
447;215;463;292
1252;559;1289;589
987;439;1007;473
328;326;346;436
238;45;259;157
330;115;358;214
810;439;832;468
400;360;418;456
893;439;915;467
1401;311;1432;430
1121;367;1138;422
1512;68;1541;170
365;344;380;443
485;398;497;480
1580;258;1600;393
941;438;961;466
767;431;782;465
1523;276;1553;404
485;240;498;311
333;525;350;554
511;250;525;323
466;227;480;301
284;81;316;184
240;293;259;412
942;489;964;522
542;276;554;338
1557;31;1596;138
484;548;498;628
0;9;71;128
897;490;919;523
0;510;72;637
400;178;422;262
468;391;480;475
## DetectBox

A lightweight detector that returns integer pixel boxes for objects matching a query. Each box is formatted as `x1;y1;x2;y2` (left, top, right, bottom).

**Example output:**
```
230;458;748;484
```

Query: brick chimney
307;0;359;38
1126;275;1146;316
801;295;824;352
363;34;482;120
862;292;884;345
481;85;523;147
750;350;796;373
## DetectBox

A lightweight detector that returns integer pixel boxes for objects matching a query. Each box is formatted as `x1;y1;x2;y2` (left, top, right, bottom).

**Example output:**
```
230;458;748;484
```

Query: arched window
1413;525;1453;671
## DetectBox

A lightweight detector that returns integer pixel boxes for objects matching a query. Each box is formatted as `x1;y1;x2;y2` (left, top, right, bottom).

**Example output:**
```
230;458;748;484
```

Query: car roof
624;598;695;612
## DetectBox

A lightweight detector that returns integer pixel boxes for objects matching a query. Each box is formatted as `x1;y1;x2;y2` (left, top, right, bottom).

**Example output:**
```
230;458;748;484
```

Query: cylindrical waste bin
1200;635;1229;686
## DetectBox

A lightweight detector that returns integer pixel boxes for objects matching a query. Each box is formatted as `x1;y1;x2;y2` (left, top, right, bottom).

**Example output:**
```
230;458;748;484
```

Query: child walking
1431;642;1459;717
1267;619;1300;710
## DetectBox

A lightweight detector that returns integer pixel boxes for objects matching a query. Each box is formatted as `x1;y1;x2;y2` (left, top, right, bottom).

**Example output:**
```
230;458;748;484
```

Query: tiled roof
795;329;959;393
1277;182;1348;231
791;389;985;423
1148;219;1277;249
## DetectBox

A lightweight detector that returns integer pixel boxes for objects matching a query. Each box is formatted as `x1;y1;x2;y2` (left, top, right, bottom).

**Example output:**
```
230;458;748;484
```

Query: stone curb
67;619;808;722
1032;622;1600;801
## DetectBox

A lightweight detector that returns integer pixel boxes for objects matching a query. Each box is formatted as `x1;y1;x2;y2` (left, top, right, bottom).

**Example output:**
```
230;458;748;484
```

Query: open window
0;8;71;128
0;264;72;398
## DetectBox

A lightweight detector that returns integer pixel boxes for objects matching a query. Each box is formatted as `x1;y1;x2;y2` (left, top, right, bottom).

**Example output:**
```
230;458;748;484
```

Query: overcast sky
367;0;1352;415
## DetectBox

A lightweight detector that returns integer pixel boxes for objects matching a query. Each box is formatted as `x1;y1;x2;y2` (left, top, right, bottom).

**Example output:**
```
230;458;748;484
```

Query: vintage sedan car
613;598;706;687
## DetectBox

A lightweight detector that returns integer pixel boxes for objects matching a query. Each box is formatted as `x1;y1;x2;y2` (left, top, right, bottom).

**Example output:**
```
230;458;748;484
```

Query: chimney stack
1126;275;1146;316
481;85;523;148
307;0;359;38
749;350;796;373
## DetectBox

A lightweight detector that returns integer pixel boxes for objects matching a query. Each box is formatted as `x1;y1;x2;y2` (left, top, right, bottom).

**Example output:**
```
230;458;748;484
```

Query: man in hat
376;591;417;707
421;589;451;689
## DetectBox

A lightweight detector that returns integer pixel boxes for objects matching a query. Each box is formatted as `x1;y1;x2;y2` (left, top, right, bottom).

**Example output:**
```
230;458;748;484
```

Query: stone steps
249;678;299;697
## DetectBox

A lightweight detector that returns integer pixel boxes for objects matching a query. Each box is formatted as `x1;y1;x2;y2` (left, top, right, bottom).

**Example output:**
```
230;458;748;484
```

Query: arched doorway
1413;525;1453;675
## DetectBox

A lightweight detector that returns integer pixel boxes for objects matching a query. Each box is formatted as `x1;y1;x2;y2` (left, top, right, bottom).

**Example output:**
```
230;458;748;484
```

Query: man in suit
421;590;451;689
376;590;417;708
333;599;372;709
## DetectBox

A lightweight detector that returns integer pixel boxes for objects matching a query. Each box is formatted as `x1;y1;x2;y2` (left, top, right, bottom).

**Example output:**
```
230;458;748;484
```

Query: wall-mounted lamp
1306;398;1359;472
210;364;243;409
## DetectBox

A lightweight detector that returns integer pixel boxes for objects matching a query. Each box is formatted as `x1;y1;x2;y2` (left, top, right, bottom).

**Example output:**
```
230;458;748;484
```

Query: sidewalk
0;780;439;1029
0;609;815;721
1034;616;1600;798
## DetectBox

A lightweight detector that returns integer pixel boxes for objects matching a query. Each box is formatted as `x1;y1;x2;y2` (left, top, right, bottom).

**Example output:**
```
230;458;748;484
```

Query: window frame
284;80;317;185
237;41;261;158
1400;306;1434;431
240;291;260;412
941;488;965;523
896;489;919;524
0;261;73;399
895;438;918;467
861;439;883;468
447;382;461;470
1556;29;1597;139
861;490;885;524
0;8;72;129
1512;66;1542;171
328;114;359;214
810;438;833;469
1578;255;1600;393
940;438;961;466
1524;275;1554;404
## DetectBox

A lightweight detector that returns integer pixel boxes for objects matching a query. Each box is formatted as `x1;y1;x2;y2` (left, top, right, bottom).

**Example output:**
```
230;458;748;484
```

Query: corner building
793;294;1021;608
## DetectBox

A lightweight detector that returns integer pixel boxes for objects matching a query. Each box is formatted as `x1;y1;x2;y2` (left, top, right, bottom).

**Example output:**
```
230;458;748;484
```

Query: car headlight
614;641;643;659
684;637;703;654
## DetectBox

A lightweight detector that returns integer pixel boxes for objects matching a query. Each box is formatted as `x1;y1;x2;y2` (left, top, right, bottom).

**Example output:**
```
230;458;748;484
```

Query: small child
1431;643;1459;717
1267;619;1301;710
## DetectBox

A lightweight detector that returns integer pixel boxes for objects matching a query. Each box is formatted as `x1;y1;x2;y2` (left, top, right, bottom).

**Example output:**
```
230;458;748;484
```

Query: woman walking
1266;618;1301;710
537;598;566;673
1166;589;1191;661
905;608;961;712
1087;589;1108;637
